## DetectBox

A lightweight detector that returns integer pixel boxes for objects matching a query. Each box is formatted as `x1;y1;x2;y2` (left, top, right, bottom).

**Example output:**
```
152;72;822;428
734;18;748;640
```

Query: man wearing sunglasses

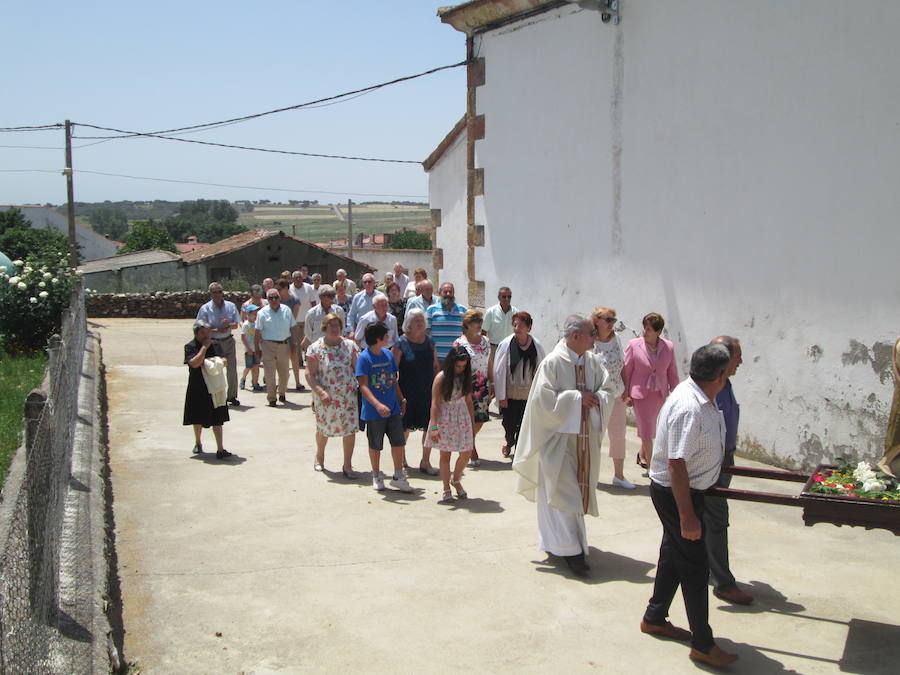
196;282;241;406
253;290;299;407
482;286;519;354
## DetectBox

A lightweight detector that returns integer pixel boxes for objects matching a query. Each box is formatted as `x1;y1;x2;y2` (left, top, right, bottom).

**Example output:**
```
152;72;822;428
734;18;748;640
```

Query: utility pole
347;199;353;259
64;120;77;268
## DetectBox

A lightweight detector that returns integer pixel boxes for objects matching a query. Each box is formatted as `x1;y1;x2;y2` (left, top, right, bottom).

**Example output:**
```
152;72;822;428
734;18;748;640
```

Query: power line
0;124;64;133
74;60;467;140
0;139;112;150
72;123;423;163
0;167;427;199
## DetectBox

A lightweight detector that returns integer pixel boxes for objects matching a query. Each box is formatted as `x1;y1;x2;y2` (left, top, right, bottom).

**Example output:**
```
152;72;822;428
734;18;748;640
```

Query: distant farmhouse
81;229;374;293
0;205;120;261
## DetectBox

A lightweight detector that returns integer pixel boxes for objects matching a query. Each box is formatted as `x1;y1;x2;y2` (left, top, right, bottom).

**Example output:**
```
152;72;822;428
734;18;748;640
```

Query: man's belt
264;338;290;344
210;335;233;341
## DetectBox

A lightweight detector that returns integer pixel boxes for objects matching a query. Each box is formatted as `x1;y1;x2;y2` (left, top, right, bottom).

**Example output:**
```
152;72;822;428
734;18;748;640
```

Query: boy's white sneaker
372;472;386;491
390;476;414;493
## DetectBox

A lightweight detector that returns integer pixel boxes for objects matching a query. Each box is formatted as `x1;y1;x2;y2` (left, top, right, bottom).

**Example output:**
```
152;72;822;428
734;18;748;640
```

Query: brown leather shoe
689;645;738;668
714;585;754;605
640;620;691;642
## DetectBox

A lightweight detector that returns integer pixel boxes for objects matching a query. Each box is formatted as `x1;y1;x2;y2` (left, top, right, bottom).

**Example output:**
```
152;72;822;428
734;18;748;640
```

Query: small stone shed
80;229;375;292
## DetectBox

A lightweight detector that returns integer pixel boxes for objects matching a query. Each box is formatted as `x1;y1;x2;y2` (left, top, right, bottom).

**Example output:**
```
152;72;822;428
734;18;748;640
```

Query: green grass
0;354;47;487
237;205;431;243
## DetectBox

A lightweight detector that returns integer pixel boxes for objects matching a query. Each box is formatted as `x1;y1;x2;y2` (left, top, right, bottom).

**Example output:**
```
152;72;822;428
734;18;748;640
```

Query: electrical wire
73;60;466;140
0;124;64;133
0;167;427;199
72;124;423;163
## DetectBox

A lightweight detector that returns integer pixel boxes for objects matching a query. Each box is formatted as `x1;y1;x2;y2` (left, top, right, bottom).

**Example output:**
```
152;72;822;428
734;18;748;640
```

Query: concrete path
95;318;899;674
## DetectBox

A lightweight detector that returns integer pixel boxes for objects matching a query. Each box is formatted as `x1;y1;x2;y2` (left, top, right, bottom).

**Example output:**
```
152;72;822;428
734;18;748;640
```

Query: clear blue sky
1;0;467;205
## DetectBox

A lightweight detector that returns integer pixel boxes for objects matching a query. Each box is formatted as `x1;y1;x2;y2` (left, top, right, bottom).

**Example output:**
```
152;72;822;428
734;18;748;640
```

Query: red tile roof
179;228;374;271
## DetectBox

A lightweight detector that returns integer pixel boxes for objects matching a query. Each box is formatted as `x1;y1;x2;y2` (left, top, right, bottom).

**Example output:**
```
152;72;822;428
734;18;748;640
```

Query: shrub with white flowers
0;258;78;353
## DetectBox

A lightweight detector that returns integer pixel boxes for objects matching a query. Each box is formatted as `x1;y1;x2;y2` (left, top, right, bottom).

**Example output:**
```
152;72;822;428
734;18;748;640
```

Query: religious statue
878;336;900;476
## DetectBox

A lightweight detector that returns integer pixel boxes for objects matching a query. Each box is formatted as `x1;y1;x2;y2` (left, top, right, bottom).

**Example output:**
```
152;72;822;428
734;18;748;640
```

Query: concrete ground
95;318;899;675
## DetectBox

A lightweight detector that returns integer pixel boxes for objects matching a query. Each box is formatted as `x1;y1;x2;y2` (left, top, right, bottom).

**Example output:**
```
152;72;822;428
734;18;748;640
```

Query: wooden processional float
707;465;900;537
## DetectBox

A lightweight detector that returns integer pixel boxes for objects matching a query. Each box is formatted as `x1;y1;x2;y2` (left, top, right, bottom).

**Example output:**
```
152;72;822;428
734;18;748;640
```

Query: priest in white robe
513;314;617;576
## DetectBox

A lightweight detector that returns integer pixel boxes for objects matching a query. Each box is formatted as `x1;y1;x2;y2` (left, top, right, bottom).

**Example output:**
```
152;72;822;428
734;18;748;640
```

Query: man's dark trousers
644;481;714;651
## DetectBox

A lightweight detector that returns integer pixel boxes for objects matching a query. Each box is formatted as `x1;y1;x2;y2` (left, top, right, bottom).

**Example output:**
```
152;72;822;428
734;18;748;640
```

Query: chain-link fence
0;284;92;673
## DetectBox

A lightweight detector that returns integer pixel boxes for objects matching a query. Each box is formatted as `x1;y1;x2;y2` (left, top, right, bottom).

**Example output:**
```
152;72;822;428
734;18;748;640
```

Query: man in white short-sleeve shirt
642;343;737;669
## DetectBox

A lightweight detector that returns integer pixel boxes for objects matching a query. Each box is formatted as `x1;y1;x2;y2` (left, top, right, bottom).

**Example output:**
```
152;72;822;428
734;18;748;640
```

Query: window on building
210;267;232;282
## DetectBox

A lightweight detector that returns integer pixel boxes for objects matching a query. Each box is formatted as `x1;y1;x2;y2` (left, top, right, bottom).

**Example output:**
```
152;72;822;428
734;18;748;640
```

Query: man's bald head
711;335;742;377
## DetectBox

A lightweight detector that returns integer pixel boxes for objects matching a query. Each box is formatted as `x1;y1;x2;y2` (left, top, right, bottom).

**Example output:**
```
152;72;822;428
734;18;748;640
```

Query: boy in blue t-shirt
356;322;414;493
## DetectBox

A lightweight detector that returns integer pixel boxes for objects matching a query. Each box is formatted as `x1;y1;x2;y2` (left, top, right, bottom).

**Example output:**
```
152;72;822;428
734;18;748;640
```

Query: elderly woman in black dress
184;319;233;459
393;307;440;475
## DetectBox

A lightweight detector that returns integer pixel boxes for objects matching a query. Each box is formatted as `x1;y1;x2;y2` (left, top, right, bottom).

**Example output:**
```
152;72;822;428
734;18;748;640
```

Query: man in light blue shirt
405;280;437;315
346;273;385;334
253;289;298;406
196;282;241;405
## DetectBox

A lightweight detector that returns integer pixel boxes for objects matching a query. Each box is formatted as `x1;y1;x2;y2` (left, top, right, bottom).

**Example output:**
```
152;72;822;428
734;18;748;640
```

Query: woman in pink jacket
623;312;680;468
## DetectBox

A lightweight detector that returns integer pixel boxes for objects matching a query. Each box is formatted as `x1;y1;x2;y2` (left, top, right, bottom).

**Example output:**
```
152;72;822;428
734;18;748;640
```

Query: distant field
238;204;431;243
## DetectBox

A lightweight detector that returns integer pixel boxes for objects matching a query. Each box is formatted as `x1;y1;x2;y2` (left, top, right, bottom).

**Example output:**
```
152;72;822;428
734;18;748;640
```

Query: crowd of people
183;263;751;669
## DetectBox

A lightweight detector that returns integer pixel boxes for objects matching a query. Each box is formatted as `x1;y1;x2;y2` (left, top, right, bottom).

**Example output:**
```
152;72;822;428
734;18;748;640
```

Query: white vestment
513;340;614;555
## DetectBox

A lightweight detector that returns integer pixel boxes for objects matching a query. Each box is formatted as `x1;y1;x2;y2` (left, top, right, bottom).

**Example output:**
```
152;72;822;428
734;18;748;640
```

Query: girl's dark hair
440;346;472;401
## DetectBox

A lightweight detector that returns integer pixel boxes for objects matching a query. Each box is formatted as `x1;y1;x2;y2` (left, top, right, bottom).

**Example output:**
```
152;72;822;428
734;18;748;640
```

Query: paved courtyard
96;318;898;674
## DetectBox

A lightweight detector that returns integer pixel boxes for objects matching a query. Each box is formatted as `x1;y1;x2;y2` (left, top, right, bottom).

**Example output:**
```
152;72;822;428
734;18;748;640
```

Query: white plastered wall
429;130;469;292
465;1;900;469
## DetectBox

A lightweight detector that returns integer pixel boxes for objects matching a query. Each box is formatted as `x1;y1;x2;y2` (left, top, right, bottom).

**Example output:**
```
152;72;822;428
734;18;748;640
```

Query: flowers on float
12;260;23;267
38;291;49;299
29;297;37;304
8;276;20;285
42;271;52;279
808;458;899;501
38;281;46;288
17;282;26;290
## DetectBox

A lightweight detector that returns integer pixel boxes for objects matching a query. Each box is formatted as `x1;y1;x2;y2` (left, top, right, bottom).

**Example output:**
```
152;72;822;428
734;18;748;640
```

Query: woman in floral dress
306;312;360;477
453;309;493;467
425;346;475;502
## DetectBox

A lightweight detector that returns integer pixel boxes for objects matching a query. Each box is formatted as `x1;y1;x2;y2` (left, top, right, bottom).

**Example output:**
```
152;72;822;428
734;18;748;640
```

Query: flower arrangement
808;458;900;502
0;256;79;353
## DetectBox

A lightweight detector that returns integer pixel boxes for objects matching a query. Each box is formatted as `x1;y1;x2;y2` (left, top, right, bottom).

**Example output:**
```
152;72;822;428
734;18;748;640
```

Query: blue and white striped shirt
426;302;467;361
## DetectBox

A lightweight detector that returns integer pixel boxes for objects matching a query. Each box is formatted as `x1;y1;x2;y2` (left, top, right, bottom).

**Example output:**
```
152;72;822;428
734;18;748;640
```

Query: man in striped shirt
425;282;467;362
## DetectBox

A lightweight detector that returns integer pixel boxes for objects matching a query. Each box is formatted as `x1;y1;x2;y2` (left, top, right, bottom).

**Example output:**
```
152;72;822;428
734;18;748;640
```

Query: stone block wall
87;291;250;319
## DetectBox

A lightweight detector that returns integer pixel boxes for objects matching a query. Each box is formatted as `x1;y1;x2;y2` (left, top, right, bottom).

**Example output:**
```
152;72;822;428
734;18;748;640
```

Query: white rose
862;479;884;492
39;291;49;299
52;278;59;284
29;297;37;304
0;266;6;273
12;260;23;267
42;272;52;279
23;267;32;274
38;281;46;288
17;282;26;290
8;276;20;285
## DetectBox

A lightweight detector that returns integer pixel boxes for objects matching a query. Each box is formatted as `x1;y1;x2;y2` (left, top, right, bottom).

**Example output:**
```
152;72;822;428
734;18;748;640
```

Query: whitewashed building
426;0;900;470
0;205;120;261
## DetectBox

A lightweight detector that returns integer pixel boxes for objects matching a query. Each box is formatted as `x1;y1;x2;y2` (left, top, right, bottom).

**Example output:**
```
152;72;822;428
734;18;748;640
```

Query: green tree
89;206;129;240
117;220;177;254
163;199;245;243
0;207;73;265
387;230;432;250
